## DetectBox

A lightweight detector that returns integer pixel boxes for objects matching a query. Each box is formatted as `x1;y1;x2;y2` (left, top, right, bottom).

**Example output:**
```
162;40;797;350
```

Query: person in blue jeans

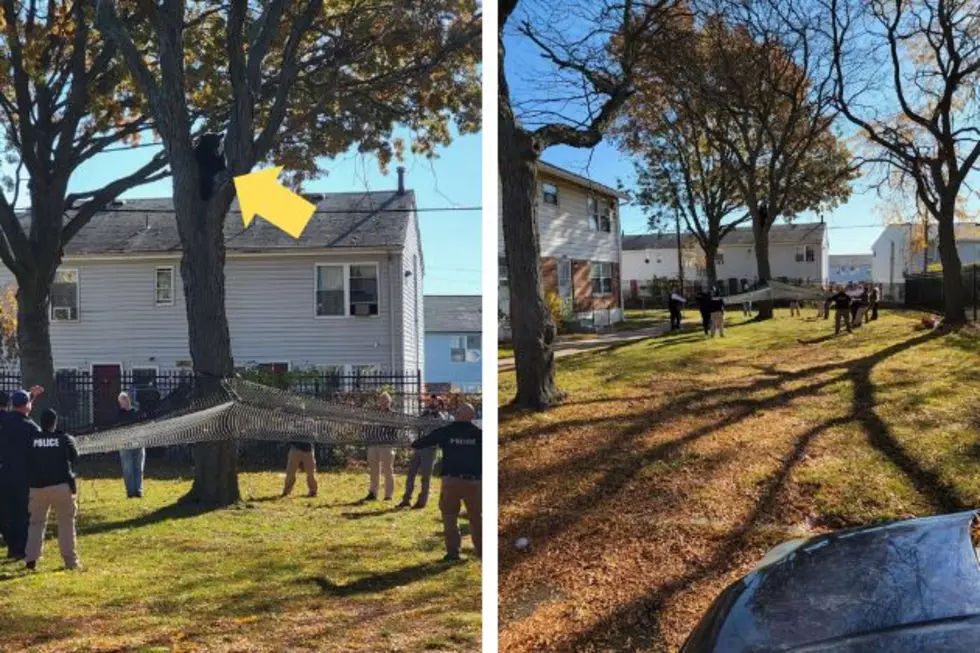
117;392;144;498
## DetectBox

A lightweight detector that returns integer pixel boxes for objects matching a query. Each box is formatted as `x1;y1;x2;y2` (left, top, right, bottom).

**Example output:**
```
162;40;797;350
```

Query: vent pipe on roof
397;166;406;195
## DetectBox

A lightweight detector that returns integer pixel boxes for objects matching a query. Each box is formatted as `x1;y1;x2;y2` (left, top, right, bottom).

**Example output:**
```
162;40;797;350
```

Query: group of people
279;391;483;563
825;284;882;335
0;386;82;571
668;287;727;337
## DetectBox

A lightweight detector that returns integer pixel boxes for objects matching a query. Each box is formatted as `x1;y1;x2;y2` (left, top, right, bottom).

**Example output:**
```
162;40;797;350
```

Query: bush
545;289;565;333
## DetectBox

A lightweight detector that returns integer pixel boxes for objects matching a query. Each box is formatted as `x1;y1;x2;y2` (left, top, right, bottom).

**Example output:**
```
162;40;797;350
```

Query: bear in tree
194;133;227;201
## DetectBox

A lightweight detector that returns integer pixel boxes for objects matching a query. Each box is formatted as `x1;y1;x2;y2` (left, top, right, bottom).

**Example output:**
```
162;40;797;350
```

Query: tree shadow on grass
77;500;214;536
307;561;457;598
538;329;953;650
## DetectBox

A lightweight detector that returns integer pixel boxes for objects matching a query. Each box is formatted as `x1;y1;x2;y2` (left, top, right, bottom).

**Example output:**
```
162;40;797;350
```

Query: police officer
25;408;81;571
1;389;43;559
411;403;482;562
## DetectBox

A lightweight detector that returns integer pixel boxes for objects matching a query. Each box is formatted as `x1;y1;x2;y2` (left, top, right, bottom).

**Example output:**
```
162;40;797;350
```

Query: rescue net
73;378;445;456
722;280;829;306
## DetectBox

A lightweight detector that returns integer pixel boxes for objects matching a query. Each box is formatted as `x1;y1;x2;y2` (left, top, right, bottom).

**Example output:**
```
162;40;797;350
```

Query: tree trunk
17;281;56;412
499;119;562;410
174;185;239;505
703;242;718;289
753;218;774;320
936;201;966;324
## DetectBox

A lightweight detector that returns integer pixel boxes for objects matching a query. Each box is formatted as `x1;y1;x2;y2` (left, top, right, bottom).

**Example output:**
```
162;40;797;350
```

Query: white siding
622;242;828;286
497;172;622;264
0;252;409;372
401;209;424;377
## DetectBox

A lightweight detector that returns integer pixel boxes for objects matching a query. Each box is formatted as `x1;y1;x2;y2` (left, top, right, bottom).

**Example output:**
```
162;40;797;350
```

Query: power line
65;206;481;214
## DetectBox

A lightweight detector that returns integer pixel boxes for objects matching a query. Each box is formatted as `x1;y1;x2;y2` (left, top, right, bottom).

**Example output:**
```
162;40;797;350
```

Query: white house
829;254;873;285
871;223;980;299
498;161;629;334
622;222;829;298
1;185;426;390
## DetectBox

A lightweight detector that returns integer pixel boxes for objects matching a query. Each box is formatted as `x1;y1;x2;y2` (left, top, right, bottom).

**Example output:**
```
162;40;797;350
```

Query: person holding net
25;408;81;571
282;439;318;498
399;394;445;509
362;392;396;503
0;385;45;560
117;393;145;498
668;287;685;331
412;402;482;562
828;287;853;335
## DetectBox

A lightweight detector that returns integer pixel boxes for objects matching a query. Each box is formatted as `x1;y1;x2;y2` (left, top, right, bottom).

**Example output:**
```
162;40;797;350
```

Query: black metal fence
905;265;980;320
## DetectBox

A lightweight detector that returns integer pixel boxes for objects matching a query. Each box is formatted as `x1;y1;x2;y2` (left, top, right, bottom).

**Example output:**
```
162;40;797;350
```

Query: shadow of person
307;561;458;597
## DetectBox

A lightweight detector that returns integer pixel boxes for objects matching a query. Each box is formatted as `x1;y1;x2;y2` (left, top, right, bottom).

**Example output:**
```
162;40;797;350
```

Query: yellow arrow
233;166;316;239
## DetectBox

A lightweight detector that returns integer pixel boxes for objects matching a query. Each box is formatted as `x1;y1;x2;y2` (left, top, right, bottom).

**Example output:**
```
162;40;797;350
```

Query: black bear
194;132;227;201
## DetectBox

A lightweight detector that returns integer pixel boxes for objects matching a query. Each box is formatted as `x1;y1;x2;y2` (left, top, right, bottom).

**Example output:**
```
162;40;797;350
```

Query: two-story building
872;223;980;299
1;185;426;393
621;222;829;298
498;161;628;336
424;295;481;394
829;254;873;285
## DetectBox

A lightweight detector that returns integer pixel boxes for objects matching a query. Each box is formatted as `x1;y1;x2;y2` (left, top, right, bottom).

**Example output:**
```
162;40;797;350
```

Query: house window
51;269;79;321
542;182;558;206
588;197;599;231
155;267;174;305
315;265;345;316
349;264;379;316
450;334;481;363
600;200;613;233
795;246;816;263
591;262;613;296
715;253;724;265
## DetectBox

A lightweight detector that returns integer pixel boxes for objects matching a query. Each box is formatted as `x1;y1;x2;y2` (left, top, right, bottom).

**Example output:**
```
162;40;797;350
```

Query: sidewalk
498;323;670;371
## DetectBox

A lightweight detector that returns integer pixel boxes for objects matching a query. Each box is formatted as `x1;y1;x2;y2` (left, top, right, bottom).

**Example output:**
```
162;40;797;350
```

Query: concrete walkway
498;323;670;371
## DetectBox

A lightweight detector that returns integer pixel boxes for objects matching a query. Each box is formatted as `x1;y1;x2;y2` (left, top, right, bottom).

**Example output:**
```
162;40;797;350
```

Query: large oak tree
0;1;170;405
672;3;855;317
499;0;686;409
98;0;480;504
825;0;980;323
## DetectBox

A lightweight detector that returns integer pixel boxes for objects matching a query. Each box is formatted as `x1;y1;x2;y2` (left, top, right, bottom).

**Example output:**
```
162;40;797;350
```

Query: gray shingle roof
424;295;482;333
48;192;414;255
623;222;826;251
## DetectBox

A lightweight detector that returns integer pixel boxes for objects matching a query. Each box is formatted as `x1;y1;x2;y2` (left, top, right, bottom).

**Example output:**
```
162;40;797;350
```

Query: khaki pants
835;308;852;334
367;447;395;499
789;301;801;317
283;447;317;496
440;477;481;557
710;311;725;337
25;483;79;569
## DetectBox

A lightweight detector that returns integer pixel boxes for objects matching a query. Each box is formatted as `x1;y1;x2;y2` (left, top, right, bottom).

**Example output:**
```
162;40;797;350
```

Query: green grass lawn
499;309;980;652
620;308;670;331
498;345;513;359
0;462;481;652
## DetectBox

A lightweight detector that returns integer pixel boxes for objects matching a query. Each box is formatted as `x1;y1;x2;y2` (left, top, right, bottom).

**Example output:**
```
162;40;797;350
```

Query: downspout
389;252;396;373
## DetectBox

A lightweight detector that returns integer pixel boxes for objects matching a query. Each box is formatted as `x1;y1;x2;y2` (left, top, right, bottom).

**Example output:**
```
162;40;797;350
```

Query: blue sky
4;128;482;296
502;19;965;257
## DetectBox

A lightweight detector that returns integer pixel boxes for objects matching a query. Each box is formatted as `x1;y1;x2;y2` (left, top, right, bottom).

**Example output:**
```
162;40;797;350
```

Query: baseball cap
11;390;31;408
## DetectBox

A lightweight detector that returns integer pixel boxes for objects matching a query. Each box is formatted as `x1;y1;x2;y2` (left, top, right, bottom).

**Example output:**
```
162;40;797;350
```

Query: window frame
313;262;382;319
599;198;614;233
541;182;559;206
590;261;613;297
450;333;482;363
155;266;175;306
715;253;725;266
50;268;80;322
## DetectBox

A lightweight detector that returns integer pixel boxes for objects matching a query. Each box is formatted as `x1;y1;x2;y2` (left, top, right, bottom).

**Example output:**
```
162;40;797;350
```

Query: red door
93;364;122;428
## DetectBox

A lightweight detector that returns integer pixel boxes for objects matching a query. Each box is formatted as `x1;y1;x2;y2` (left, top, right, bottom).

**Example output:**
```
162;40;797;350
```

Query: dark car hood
682;511;980;652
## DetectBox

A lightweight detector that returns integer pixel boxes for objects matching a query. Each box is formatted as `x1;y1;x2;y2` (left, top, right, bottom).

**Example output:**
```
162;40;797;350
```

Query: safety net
73;378;446;456
722;280;829;306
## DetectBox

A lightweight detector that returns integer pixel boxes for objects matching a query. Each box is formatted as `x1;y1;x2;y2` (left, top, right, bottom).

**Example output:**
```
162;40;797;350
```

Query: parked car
681;511;980;652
